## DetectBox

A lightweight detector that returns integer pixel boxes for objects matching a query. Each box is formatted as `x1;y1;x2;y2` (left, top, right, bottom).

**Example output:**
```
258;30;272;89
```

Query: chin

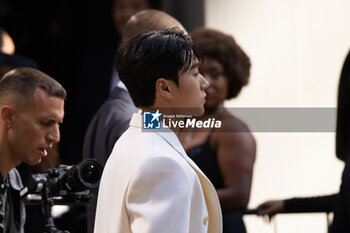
204;101;217;109
27;158;42;166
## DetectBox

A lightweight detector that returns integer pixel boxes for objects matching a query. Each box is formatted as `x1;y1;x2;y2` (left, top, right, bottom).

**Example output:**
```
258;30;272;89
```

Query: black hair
116;28;197;107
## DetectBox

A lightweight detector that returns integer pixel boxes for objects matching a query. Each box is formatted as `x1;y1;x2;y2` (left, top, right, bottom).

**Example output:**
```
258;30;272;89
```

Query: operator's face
113;0;150;34
8;88;64;166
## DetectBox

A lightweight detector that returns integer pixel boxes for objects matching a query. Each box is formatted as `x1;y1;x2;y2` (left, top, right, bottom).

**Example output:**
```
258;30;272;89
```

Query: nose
202;73;213;85
47;125;60;145
200;73;209;90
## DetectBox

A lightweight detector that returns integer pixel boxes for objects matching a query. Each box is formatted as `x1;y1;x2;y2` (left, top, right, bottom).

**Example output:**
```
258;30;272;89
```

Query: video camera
20;159;103;233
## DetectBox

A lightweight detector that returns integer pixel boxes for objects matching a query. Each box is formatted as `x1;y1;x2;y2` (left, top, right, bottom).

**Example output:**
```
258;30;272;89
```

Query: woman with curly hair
179;28;256;233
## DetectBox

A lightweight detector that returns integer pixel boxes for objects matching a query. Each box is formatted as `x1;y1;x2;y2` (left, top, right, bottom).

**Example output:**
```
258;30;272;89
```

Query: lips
38;147;48;157
205;91;212;100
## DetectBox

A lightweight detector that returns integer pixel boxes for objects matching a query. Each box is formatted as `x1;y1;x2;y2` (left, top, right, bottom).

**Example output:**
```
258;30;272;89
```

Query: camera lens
64;159;103;191
81;162;100;184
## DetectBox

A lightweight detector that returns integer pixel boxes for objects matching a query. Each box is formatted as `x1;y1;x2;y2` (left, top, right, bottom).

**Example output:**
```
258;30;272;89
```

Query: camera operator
0;67;66;233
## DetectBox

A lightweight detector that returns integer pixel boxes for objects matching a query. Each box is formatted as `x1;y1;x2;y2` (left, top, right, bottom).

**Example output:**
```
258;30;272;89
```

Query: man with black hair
83;10;185;233
0;67;65;233
94;29;222;233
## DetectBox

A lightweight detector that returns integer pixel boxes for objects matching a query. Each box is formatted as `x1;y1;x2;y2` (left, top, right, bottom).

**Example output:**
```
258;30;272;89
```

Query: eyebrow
46;116;63;124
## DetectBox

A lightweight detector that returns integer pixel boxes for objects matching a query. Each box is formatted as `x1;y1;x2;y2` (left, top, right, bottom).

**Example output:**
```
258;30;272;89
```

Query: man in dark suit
83;82;136;166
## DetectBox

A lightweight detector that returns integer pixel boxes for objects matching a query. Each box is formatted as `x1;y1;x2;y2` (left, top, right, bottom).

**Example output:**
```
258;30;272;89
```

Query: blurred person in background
326;49;350;233
179;28;256;233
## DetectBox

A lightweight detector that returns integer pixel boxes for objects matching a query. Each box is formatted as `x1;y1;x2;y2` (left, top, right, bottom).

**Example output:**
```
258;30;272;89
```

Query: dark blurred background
0;0;204;164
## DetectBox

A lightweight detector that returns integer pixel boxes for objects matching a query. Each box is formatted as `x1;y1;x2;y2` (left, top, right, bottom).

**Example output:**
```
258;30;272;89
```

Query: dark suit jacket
83;85;137;165
82;85;137;233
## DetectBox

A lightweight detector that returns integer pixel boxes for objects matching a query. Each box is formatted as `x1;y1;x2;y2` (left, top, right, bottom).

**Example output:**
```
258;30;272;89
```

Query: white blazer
94;112;222;233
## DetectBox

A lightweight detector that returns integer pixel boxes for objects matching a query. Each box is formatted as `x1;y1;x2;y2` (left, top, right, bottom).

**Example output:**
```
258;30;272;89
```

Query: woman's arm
214;127;256;211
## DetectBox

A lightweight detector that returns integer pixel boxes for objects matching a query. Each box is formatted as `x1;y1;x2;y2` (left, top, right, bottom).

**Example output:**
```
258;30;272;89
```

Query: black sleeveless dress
186;134;247;233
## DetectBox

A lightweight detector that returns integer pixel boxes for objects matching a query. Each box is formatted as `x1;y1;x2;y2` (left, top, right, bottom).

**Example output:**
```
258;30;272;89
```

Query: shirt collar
116;80;128;91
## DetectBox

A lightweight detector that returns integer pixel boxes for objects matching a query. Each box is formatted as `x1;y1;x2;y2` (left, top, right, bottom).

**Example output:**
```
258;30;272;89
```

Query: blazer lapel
155;131;222;233
129;112;222;232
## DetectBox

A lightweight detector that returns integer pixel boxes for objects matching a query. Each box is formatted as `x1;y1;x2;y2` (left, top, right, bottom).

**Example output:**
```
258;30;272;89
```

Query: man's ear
155;78;173;100
1;105;14;128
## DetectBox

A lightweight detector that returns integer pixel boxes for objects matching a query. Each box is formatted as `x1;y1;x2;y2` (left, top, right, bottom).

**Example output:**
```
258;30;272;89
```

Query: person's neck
0;146;20;181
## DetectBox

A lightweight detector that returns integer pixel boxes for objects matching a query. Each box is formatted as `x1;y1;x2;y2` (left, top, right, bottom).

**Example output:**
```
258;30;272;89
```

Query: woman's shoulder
218;109;252;133
211;109;256;159
210;109;256;149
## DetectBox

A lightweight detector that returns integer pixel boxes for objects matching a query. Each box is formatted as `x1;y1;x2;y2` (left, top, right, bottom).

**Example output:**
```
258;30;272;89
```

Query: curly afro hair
191;28;251;99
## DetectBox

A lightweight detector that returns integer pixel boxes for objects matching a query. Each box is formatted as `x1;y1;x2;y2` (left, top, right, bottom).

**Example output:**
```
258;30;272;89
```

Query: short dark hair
0;67;66;108
191;28;251;99
116;28;197;107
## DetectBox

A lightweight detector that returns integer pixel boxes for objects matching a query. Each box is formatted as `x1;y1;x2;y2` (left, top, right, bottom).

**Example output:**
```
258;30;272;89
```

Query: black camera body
21;159;102;203
20;159;103;233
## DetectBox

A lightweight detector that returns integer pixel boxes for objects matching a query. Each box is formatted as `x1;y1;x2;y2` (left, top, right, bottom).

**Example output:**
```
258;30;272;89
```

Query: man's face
8;88;64;166
171;58;209;116
113;0;150;34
